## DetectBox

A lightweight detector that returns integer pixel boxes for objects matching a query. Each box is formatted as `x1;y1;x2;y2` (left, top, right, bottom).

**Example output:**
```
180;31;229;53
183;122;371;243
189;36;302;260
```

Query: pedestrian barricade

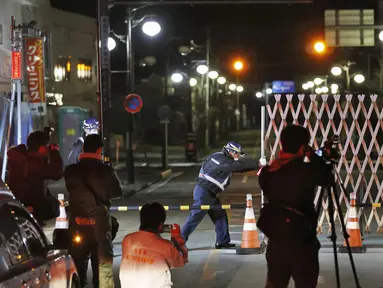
265;94;383;234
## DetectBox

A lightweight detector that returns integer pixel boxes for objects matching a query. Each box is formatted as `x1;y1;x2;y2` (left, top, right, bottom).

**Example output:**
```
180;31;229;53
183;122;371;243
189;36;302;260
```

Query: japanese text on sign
11;52;21;79
26;38;45;104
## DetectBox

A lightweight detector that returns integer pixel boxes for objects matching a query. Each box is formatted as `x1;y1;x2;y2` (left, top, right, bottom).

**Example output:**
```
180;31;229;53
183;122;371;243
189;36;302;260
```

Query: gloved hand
171;224;185;246
259;156;267;167
50;144;59;151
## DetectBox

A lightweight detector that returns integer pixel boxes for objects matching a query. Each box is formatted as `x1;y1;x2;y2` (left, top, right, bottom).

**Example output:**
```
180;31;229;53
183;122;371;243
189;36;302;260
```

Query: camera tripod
316;164;362;288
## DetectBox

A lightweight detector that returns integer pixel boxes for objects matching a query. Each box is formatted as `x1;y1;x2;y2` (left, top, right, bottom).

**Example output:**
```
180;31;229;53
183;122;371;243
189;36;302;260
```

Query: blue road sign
272;81;295;93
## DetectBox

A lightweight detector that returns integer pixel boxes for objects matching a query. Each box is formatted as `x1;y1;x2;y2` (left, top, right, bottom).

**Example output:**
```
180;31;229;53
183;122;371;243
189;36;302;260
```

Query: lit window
46;93;64;106
77;59;92;83
54;56;71;82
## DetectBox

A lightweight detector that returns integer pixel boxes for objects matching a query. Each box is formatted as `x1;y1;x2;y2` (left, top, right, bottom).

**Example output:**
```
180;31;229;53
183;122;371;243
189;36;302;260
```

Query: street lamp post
126;8;135;184
125;7;161;184
331;62;365;92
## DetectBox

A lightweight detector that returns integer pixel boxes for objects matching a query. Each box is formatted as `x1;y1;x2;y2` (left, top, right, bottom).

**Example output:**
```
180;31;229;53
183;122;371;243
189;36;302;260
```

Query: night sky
51;0;378;85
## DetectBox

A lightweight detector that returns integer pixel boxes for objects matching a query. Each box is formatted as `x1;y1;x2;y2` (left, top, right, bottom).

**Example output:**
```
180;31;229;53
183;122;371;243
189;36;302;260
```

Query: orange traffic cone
55;194;68;229
236;194;265;255
338;192;366;253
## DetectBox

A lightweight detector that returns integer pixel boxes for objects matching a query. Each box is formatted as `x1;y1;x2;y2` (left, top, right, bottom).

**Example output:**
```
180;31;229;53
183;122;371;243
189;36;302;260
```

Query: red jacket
120;230;188;288
7;144;63;205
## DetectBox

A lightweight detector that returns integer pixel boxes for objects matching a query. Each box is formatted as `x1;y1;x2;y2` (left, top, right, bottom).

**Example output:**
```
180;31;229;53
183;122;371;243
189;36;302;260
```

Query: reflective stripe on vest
199;173;230;190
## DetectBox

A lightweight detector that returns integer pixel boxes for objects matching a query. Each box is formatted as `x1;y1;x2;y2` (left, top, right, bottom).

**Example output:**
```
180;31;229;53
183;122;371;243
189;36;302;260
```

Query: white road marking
145;171;184;195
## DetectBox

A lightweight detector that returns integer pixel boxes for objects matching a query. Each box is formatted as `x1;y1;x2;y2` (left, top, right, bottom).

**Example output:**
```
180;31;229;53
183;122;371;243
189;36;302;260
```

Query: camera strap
271;203;305;217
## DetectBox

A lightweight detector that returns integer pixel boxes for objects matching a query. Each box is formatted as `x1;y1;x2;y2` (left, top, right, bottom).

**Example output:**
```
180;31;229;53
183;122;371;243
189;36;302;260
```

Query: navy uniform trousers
181;184;230;244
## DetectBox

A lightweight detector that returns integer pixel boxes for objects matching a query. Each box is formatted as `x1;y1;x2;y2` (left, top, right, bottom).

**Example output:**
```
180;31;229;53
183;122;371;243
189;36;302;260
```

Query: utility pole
205;27;210;148
97;0;112;161
1;17;22;182
126;8;135;184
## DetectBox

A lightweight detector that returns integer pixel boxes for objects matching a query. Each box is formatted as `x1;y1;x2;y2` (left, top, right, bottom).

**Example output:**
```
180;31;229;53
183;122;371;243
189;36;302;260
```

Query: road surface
45;163;383;288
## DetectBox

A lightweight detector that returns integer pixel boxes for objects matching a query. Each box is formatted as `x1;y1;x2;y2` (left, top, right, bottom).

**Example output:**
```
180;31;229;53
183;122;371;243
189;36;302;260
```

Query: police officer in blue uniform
68;117;100;165
181;141;262;249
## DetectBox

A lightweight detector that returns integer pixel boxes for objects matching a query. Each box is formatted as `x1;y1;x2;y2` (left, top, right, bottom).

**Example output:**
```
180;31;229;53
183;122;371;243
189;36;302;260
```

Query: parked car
0;180;79;287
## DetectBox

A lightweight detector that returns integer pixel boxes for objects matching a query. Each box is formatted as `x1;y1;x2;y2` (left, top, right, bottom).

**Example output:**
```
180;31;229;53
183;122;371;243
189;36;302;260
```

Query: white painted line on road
199;249;219;283
145;171;184;195
318;276;325;285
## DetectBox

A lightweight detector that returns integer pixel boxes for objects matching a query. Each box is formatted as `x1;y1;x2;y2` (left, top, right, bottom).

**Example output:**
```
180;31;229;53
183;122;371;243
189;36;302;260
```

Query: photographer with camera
65;134;122;288
257;124;334;288
7;127;63;225
120;202;188;288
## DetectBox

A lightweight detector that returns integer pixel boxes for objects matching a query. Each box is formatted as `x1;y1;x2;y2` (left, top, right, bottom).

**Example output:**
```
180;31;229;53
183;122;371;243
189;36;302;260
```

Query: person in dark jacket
181;141;262;249
7;130;63;224
65;134;122;288
67;117;99;165
258;124;334;288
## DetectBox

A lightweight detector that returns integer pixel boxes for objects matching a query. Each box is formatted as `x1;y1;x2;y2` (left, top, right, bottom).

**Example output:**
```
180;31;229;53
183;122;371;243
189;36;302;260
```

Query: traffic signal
313;41;326;54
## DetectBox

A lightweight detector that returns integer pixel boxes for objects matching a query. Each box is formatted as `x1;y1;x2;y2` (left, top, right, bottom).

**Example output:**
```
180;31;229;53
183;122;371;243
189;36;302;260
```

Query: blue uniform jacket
196;150;260;195
68;137;84;165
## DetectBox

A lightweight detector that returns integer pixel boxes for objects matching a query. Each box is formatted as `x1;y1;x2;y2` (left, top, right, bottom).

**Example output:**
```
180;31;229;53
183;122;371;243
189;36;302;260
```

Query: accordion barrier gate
262;94;383;234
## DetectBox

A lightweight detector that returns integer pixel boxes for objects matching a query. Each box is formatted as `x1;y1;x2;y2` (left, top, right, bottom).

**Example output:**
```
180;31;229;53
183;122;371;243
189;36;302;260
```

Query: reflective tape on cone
338;200;366;253
55;194;68;229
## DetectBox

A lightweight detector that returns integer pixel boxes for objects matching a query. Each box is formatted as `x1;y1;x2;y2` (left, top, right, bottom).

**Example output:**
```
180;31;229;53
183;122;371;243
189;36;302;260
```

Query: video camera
161;224;173;233
43;126;54;144
315;135;341;162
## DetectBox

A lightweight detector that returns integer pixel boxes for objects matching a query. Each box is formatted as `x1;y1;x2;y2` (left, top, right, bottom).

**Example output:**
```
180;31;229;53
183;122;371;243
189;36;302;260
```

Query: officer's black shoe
215;243;236;249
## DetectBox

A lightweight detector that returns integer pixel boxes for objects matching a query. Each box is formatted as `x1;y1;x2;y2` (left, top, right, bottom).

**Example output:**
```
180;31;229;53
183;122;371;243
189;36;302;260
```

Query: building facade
21;0;98;129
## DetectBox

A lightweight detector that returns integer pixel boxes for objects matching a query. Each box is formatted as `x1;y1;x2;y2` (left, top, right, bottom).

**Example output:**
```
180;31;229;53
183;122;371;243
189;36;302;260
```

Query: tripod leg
332;186;362;288
327;188;341;288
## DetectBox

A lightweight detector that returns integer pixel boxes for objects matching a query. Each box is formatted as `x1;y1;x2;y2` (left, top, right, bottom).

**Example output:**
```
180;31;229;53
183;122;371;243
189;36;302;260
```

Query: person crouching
120;202;188;288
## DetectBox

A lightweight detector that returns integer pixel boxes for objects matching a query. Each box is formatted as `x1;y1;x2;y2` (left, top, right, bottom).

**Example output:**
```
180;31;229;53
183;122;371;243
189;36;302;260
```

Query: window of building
54;56;71;82
77;59;92;83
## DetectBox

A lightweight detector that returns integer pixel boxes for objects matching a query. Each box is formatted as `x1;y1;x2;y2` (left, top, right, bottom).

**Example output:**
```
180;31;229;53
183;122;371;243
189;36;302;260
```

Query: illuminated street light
237;86;244;93
108;37;116;51
354;74;365;84
379;31;383;42
266;88;272;94
217;76;226;85
314;41;326;53
330;84;339;90
99;37;117;51
189;78;197;87
302;83;309;90
208;71;219;80
321;87;329;93
142;21;161;37
331;66;342;76
171;73;183;83
314;78;323;85
196;65;208;75
331;89;338;94
307;81;314;88
315;87;321;94
256;92;263;98
229;84;236;91
233;61;244;71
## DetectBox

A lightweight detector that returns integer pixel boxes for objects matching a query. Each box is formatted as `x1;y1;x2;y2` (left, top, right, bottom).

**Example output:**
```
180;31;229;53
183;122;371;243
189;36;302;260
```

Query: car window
0;204;29;266
10;205;49;256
